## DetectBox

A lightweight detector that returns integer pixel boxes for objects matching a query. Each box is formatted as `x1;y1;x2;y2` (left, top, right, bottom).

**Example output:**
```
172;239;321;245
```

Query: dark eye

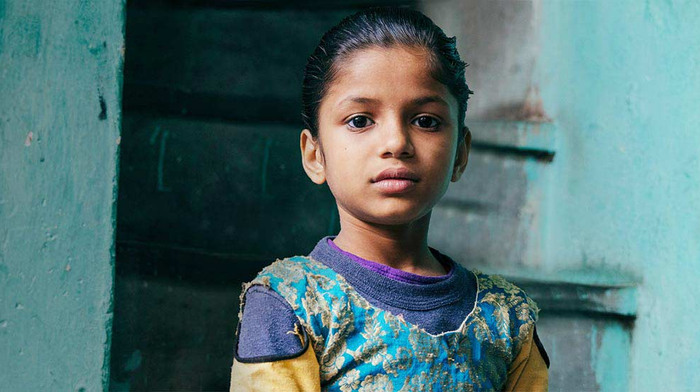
347;115;374;130
413;116;440;129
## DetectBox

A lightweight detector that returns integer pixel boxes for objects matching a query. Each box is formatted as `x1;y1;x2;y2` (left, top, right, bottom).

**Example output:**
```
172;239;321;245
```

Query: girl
230;6;549;391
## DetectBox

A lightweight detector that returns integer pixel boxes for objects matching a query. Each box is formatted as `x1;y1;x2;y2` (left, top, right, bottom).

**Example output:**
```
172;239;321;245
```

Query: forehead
320;46;456;113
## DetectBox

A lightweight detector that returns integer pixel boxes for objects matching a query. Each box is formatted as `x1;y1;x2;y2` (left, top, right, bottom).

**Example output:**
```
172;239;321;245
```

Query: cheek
421;137;456;170
322;139;361;185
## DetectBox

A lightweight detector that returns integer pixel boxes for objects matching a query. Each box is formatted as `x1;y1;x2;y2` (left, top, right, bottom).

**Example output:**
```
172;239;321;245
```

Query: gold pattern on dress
308;272;338;291
347;311;392;367
386;347;413;375
286;321;306;347
262;257;307;284
338;369;360;392
240;256;540;391
359;373;394;392
383;311;404;339
277;281;299;310
322;297;356;382
407;325;442;365
320;338;347;381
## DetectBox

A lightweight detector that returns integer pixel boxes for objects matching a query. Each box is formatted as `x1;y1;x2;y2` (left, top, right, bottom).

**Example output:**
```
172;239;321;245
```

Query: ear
451;126;471;182
300;129;326;184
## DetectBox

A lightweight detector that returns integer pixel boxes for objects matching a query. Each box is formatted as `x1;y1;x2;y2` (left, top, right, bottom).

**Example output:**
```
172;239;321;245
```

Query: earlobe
451;126;471;182
300;129;326;185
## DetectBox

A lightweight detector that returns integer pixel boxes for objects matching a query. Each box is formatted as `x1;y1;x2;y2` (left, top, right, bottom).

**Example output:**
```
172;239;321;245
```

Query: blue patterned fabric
240;254;539;391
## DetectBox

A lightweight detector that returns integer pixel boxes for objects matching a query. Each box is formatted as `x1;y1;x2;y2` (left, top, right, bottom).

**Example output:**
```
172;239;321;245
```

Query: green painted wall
0;1;125;390
537;1;700;390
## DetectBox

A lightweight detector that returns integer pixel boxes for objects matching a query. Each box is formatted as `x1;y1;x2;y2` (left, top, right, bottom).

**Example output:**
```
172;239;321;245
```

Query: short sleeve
533;327;550;368
234;284;306;361
503;325;549;391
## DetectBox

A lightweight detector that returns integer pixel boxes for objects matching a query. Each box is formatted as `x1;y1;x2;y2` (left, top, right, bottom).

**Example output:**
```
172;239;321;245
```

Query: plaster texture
0;1;125;390
537;1;700;390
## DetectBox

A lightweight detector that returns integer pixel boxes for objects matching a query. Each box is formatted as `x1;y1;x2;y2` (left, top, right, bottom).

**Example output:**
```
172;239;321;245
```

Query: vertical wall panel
538;1;700;390
420;2;640;391
0;1;125;390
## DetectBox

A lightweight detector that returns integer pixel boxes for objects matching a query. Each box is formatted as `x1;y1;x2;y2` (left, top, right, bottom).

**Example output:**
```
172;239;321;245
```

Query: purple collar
309;236;470;311
327;238;453;284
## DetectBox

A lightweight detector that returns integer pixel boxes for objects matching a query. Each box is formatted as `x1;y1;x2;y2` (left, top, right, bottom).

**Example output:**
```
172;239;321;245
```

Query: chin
363;202;432;226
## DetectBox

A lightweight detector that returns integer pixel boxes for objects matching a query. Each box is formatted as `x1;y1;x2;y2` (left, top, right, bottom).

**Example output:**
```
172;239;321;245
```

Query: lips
370;168;420;194
372;167;420;183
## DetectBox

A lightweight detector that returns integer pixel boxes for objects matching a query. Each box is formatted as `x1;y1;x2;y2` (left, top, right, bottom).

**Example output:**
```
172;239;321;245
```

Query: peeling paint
98;92;107;120
518;87;551;122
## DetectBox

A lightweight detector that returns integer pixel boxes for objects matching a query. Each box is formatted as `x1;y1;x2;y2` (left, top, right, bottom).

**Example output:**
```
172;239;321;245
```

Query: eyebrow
337;95;450;108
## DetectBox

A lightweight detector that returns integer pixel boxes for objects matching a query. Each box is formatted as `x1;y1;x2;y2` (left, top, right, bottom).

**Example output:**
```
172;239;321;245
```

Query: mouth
371;167;420;183
371;167;420;194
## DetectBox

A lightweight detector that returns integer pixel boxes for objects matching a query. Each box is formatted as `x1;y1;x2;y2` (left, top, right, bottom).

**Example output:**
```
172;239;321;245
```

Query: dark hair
301;6;473;140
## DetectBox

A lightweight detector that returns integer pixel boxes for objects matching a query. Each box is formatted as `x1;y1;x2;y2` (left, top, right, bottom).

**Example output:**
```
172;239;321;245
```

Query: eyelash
345;115;441;130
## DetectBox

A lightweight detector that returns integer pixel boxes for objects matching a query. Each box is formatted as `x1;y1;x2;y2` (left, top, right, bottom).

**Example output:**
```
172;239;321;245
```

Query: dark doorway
108;1;414;389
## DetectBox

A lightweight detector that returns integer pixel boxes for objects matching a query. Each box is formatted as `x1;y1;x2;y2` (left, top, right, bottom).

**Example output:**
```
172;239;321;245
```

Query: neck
332;206;445;276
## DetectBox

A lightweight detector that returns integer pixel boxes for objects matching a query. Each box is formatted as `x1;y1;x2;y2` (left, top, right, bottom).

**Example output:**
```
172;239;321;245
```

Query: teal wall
1;0;698;390
0;1;124;390
537;1;700;390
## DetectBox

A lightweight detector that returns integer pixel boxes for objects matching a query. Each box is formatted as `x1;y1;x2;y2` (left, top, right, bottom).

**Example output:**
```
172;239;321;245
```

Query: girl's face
301;45;470;226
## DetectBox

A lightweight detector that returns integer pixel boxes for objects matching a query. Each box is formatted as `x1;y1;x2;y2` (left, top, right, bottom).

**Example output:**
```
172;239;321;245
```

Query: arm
230;344;320;392
230;285;321;392
502;326;550;392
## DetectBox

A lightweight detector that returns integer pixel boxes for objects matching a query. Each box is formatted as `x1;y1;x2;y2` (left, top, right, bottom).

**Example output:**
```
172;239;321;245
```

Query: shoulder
473;270;540;325
234;256;327;362
472;270;542;359
254;256;319;282
248;255;340;294
240;256;340;347
235;285;308;362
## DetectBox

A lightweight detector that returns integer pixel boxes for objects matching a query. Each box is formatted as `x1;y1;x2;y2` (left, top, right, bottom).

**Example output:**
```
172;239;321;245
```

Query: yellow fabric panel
229;343;321;392
502;327;549;392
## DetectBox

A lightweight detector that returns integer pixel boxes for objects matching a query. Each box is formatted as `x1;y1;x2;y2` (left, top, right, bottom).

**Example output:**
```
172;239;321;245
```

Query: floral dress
235;255;541;392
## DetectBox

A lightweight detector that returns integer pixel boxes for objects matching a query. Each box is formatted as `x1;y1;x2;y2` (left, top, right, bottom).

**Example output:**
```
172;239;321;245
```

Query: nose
379;119;415;159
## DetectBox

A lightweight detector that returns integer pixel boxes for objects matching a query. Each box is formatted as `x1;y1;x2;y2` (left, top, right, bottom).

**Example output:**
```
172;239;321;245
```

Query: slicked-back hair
301;6;473;140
